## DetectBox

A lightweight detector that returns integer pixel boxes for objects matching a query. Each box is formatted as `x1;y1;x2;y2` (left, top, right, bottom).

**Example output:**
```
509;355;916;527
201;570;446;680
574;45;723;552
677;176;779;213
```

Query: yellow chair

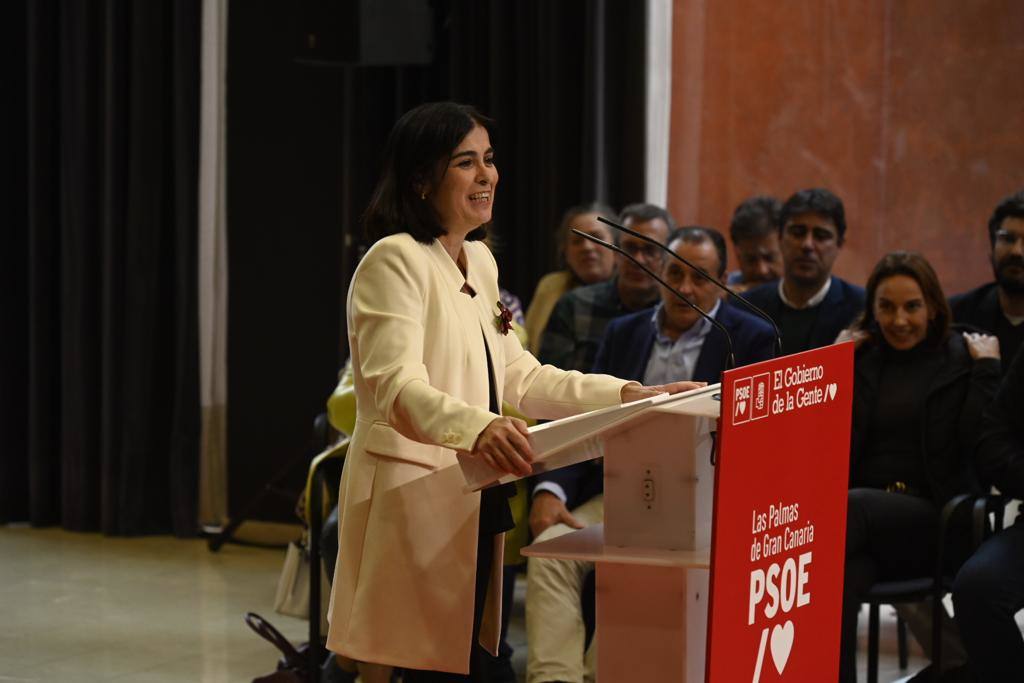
301;364;356;527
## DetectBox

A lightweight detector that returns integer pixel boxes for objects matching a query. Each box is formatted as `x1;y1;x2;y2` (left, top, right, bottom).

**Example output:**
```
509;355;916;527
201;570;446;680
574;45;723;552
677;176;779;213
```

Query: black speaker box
295;0;433;66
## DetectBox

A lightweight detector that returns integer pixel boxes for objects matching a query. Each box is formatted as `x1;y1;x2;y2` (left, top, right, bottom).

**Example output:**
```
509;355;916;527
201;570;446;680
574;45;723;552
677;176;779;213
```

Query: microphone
597;216;784;357
571;228;735;371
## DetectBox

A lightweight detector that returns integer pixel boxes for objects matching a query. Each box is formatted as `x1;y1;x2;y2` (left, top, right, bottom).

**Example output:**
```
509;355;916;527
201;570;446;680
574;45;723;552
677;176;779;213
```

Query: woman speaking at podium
325;101;699;681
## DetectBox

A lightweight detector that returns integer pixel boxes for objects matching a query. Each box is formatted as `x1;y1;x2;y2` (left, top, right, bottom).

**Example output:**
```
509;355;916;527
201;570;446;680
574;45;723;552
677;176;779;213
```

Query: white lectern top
458;383;722;492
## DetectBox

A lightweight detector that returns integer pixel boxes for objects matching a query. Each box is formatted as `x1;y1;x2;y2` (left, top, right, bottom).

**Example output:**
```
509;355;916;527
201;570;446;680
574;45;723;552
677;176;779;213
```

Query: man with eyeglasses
742;188;865;354
537;203;674;373
950;190;1024;369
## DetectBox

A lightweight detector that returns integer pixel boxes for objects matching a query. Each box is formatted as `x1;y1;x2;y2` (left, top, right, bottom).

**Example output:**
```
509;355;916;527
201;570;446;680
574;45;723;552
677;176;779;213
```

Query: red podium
460;343;854;682
706;342;853;682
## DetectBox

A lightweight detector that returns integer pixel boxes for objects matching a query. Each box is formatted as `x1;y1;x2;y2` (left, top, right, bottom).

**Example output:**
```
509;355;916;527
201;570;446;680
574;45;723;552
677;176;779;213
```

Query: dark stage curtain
339;0;648;309
449;0;648;305
1;0;201;536
223;0;647;522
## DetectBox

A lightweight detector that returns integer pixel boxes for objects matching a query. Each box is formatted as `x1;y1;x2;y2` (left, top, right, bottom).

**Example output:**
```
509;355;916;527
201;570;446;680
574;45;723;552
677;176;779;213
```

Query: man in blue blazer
525;226;775;683
743;188;865;355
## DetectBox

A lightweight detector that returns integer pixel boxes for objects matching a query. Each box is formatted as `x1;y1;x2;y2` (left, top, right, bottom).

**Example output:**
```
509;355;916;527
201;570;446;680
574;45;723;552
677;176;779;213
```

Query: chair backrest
302;436;349;526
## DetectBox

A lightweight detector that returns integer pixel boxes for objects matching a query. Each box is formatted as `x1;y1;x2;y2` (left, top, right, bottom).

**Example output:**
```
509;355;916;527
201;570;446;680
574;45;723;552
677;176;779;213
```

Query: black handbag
245;612;312;683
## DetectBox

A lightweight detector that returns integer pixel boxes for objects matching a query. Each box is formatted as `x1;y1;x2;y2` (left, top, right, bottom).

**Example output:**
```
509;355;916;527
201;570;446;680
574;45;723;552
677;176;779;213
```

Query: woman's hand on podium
529;491;583;537
470;416;536;477
620;380;706;403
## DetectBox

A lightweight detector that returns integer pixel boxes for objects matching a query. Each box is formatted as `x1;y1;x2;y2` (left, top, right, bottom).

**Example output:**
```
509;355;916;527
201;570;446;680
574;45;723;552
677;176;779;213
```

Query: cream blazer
325;233;629;673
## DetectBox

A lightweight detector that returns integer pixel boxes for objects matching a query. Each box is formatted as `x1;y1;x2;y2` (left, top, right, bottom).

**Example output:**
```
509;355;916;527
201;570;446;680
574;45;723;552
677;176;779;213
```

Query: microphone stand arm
571;229;735;371
596;216;783;357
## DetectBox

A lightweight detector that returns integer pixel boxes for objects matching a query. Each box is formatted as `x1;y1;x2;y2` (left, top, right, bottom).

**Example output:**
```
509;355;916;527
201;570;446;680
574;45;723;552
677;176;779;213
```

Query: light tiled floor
0;526;1005;682
0;526;307;682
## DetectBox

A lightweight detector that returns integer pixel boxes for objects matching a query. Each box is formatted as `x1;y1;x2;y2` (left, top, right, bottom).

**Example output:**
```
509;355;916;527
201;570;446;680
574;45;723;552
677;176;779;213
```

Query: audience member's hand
963;332;1000;360
471;416;535;477
529;491;583;537
621;380;706;403
835;327;870;349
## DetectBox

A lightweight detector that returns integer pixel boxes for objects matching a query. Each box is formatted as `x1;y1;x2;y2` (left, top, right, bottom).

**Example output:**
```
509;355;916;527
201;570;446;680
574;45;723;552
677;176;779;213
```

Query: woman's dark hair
363;101;495;244
854;251;951;347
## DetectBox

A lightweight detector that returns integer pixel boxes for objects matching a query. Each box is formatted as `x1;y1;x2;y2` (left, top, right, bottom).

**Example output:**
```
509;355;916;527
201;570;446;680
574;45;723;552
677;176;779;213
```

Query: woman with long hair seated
838;251;1001;682
523;203;617;354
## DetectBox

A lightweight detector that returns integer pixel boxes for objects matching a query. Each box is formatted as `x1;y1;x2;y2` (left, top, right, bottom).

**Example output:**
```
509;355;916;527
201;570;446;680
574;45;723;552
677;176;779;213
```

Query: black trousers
953;516;1024;682
840;488;939;683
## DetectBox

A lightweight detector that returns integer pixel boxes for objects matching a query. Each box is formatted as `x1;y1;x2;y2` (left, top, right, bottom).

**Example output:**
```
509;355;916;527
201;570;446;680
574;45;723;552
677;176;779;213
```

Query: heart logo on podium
827;383;837;401
736;400;747;416
770;620;794;674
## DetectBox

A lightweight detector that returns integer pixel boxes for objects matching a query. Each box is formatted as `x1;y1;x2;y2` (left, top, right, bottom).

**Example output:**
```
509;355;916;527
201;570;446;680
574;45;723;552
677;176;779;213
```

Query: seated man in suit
950;190;1024;368
743;188;865;354
953;345;1024;682
525;226;775;683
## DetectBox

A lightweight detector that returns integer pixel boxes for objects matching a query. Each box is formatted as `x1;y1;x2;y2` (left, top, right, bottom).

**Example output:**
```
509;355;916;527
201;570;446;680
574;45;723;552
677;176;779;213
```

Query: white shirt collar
778;277;831;309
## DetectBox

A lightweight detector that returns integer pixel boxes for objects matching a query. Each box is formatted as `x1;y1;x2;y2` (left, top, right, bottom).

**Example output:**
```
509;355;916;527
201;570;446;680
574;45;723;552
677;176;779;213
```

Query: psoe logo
751;372;771;420
733;378;753;425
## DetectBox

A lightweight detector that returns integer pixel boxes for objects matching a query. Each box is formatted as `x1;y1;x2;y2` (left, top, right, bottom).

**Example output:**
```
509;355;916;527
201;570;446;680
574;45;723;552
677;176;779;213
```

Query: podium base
598;563;708;682
520;523;710;568
522;524;709;682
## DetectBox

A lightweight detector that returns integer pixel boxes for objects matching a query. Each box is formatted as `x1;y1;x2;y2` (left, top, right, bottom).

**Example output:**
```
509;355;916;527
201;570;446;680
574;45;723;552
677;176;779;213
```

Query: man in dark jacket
950;190;1024;368
743;188;865;354
953;345;1024;682
525;226;775;682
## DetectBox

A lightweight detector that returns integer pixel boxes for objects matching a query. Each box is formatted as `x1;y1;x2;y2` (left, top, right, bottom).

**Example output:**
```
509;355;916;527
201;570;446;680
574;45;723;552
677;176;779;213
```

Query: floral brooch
494;300;514;336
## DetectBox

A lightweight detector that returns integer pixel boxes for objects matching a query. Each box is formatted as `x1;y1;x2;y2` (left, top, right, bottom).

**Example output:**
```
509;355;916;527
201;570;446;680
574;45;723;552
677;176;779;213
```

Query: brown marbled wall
667;0;1024;294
